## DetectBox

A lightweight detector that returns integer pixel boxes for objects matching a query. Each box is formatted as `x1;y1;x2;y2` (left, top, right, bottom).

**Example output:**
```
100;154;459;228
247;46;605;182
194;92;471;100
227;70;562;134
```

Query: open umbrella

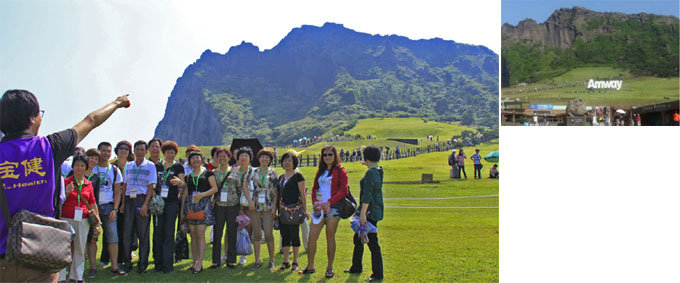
229;138;264;167
616;109;626;114
484;150;499;163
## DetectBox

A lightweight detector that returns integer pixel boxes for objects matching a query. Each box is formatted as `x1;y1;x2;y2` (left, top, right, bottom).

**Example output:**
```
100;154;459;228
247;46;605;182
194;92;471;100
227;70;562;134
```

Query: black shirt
156;162;184;203
278;172;305;205
185;169;214;194
1;129;77;213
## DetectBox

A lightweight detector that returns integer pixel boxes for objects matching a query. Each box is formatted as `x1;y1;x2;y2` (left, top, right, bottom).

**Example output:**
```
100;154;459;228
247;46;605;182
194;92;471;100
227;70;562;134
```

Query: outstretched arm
72;94;130;145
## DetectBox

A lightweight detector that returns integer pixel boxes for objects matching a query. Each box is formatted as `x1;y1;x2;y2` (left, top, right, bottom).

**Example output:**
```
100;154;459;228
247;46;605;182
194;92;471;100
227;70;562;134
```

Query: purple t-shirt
0;129;76;254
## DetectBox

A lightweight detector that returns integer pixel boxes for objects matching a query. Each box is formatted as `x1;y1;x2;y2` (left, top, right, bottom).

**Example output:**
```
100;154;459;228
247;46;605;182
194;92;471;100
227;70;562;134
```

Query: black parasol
229;138;264;167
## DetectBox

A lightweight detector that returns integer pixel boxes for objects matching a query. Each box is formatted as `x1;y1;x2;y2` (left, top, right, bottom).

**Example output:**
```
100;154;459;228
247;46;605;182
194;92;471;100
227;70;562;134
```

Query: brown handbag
1;178;75;271
78;190;100;227
186;209;205;221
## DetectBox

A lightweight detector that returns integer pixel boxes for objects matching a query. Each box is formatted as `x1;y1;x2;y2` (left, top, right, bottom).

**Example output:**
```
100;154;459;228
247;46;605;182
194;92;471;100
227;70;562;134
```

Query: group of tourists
0;90;385;282
448;148;498;179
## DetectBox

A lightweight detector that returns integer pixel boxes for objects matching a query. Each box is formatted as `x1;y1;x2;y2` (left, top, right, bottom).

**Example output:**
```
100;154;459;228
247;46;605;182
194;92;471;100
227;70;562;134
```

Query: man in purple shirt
0;89;130;282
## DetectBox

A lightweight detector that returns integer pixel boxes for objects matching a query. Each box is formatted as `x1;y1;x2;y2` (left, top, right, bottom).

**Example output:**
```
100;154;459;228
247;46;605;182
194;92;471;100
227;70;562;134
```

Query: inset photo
501;1;679;126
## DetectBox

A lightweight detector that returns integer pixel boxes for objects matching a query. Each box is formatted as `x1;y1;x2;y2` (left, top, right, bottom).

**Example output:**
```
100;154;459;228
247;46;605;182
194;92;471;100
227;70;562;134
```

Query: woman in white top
300;145;349;278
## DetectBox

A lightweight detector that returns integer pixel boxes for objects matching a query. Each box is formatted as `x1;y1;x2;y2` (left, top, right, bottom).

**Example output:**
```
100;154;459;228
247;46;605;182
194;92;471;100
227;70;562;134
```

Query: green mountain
501;6;679;86
155;23;498;146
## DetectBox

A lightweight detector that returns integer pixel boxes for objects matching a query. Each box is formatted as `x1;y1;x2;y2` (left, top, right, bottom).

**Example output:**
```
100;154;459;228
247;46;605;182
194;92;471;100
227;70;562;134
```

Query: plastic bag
236;227;253;256
236;212;251;229
350;215;378;234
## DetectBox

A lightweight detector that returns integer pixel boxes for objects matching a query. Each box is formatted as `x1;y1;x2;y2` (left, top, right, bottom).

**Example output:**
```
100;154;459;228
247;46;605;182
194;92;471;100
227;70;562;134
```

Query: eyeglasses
323;154;334;157
39;110;45;117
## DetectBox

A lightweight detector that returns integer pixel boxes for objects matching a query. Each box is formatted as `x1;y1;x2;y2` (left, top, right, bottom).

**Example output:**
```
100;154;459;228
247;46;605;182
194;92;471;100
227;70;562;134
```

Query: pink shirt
456;154;466;166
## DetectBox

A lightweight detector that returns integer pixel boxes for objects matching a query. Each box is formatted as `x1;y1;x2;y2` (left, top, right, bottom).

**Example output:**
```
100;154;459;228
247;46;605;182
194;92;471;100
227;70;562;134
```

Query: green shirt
359;166;384;222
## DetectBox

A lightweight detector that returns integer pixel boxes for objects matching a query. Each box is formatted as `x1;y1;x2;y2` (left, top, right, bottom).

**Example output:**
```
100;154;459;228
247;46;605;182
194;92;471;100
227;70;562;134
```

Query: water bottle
90;225;101;243
360;225;368;244
313;202;322;218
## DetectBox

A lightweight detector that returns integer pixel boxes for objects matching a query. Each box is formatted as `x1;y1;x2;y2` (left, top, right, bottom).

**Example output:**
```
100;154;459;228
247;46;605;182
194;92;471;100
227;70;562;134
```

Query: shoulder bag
1;178;75;271
279;202;305;225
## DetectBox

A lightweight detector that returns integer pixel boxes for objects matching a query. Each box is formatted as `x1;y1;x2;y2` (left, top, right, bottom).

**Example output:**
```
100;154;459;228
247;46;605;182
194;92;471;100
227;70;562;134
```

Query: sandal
268;261;276;270
325;269;335;278
252;262;262;269
192;266;203;274
299;267;316;274
291;262;299;271
278;262;291;271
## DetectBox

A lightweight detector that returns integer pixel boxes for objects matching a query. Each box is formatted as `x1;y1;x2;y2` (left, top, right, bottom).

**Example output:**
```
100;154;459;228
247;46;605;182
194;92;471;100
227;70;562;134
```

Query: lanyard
163;161;174;184
192;169;203;188
74;177;85;205
217;165;229;186
99;165;110;184
86;171;94;181
239;166;250;184
259;167;268;188
132;163;142;184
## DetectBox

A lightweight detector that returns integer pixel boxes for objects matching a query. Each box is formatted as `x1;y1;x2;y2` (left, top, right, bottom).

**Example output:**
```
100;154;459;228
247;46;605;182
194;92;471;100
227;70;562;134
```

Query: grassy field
180;118;476;161
92;118;499;282
502;67;679;107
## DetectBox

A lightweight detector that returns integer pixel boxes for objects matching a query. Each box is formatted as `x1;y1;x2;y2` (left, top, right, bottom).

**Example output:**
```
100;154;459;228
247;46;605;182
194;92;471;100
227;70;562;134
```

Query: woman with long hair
181;150;217;274
300;145;348;278
456;148;467;179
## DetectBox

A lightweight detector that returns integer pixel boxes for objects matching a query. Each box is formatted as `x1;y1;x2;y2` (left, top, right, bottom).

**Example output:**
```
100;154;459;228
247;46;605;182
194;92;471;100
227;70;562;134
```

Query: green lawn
179;117;479;162
502;67;679;107
91;142;499;282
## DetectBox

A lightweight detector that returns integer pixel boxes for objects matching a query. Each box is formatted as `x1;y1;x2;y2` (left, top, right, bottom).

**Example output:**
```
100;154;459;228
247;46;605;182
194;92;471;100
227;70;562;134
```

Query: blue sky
0;0;500;149
503;0;680;25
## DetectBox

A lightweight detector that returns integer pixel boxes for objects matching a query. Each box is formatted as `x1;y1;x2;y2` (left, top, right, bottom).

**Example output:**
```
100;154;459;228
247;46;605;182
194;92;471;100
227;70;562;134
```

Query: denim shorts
325;205;341;218
98;203;119;243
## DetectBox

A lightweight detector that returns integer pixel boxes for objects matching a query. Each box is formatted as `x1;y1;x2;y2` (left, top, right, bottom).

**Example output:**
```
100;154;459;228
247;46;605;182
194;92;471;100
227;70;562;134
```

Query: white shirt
124;160;157;195
61;158;72;177
94;164;123;204
317;170;332;203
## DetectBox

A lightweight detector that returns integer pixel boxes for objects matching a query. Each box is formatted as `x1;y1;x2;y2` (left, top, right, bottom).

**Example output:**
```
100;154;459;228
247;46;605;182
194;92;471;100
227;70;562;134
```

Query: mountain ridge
155;22;498;146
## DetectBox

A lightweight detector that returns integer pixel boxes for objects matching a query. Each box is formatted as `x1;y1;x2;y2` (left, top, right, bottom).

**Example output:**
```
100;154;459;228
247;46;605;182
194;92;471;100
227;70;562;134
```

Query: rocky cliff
501;7;679;85
502;6;678;49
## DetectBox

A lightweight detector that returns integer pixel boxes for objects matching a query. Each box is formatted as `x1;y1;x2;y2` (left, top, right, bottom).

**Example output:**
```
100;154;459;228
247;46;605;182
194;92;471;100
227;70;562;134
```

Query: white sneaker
239;255;246;265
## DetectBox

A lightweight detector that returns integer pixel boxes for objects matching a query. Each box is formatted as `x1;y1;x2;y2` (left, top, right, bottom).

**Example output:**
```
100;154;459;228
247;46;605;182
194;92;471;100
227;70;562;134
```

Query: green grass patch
502;67;679;107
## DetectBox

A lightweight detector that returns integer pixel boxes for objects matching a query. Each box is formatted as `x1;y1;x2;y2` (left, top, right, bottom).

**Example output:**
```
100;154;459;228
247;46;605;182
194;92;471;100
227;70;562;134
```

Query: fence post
313;155;317;166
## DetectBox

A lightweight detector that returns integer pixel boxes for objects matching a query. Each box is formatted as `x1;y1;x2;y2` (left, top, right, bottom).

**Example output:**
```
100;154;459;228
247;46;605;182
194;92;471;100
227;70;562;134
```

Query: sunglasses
323;153;334;157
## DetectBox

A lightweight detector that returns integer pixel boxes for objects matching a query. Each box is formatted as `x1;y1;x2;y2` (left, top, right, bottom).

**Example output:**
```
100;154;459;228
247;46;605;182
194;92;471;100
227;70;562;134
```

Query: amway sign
587;79;623;90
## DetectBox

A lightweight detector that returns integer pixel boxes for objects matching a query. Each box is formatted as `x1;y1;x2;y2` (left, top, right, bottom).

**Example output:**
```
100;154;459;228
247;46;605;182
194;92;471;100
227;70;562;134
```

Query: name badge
161;185;169;198
258;192;266;205
74;207;83;221
220;191;228;202
130;188;137;199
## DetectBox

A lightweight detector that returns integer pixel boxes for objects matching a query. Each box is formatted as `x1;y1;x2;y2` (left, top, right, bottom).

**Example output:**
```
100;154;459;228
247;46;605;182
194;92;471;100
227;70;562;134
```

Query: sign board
529;104;554;110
